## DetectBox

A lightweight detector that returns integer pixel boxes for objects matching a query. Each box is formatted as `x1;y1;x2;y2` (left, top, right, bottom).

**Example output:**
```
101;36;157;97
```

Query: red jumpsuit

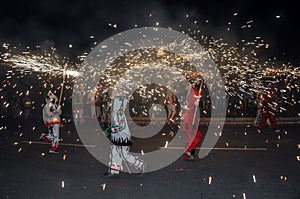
257;92;278;131
181;86;203;159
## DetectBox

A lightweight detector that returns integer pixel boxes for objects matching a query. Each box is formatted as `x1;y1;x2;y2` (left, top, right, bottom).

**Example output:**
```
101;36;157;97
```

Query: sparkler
58;63;67;105
192;78;203;125
1;49;80;77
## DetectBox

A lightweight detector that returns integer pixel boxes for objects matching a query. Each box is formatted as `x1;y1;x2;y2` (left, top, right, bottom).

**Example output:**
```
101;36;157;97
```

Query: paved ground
1;120;300;199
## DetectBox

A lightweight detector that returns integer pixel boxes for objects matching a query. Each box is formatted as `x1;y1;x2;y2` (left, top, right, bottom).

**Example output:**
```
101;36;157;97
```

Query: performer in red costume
257;87;280;133
181;80;203;160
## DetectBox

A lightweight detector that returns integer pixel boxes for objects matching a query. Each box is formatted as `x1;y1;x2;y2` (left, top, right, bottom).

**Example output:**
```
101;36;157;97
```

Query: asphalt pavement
1;120;300;199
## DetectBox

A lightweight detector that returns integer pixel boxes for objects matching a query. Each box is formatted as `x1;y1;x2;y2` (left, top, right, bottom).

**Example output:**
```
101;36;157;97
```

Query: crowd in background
1;78;299;129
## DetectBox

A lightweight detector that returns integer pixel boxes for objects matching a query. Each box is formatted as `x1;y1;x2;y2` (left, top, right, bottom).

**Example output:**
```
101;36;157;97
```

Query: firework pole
58;63;67;105
192;78;203;125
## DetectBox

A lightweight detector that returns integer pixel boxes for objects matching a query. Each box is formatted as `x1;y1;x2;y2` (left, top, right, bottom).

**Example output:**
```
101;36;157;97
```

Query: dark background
1;2;300;198
0;0;299;64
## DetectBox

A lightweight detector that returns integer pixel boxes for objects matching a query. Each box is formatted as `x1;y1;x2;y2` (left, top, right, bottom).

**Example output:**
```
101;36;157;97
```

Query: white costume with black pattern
107;97;144;174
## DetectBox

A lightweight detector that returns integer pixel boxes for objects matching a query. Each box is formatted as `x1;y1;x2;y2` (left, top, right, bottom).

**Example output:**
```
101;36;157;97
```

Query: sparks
164;141;169;148
208;176;212;185
101;183;106;190
252;175;256;183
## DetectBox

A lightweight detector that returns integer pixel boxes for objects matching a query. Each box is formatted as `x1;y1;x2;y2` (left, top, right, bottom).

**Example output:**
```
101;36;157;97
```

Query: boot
183;152;196;160
39;133;51;143
102;171;119;177
49;145;59;154
139;161;146;175
274;129;280;133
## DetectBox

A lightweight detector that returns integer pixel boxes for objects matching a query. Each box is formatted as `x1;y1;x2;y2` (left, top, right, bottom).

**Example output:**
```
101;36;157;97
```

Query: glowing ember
208;176;212;185
101;183;106;190
164;141;169;148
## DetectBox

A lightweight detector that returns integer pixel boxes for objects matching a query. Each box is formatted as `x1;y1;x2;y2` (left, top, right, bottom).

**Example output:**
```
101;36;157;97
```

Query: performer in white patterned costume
39;91;62;154
103;96;144;176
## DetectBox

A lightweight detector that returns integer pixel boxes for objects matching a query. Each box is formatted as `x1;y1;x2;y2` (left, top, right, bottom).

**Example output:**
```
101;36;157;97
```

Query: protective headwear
46;91;58;104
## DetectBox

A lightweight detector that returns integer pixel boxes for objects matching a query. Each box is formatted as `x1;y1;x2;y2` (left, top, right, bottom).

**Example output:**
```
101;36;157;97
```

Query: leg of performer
172;105;177;121
119;146;132;174
121;146;144;173
167;104;171;121
257;112;267;133
182;112;194;144
107;145;123;175
39;126;52;143
90;105;96;122
253;109;261;127
49;124;59;154
184;128;202;159
168;104;176;123
269;114;279;132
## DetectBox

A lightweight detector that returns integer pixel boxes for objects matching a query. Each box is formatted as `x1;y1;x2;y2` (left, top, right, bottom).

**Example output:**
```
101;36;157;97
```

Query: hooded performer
103;96;144;176
39;91;62;154
181;81;203;160
257;87;280;133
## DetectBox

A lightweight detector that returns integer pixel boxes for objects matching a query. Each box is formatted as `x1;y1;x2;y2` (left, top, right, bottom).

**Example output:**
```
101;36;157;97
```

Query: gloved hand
194;100;199;106
104;128;111;136
57;105;61;113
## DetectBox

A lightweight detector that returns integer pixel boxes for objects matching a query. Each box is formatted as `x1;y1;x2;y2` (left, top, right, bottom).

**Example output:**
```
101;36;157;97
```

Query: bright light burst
1;50;80;77
0;15;299;120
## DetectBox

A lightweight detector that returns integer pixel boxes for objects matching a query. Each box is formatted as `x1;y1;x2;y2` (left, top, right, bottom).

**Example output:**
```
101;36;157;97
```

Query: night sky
0;0;299;64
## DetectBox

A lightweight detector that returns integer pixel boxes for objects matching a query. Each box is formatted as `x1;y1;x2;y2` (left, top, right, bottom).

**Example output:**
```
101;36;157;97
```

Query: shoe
274;129;280;133
184;152;196;160
257;129;262;133
140;162;146;175
186;155;196;160
39;133;45;141
191;149;196;157
49;149;59;154
40;133;51;143
102;172;119;177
